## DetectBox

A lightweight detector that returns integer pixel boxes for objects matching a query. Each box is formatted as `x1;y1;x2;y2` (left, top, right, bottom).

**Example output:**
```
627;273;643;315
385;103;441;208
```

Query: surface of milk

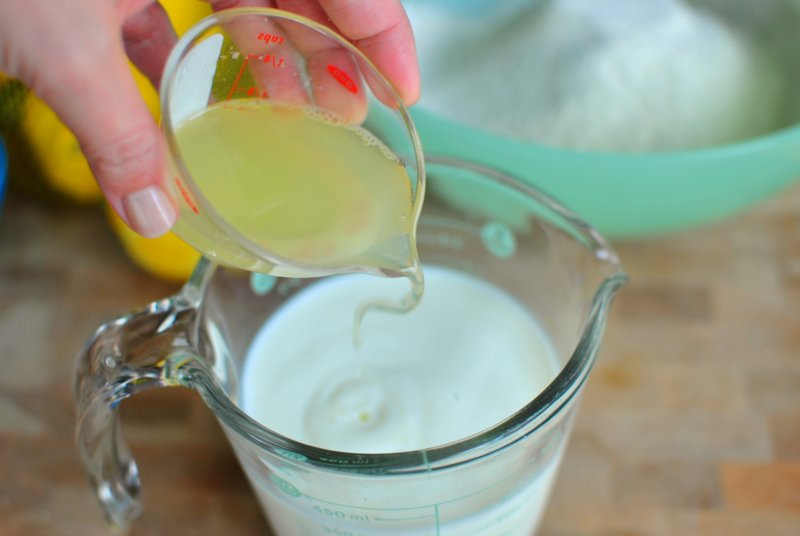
241;265;559;452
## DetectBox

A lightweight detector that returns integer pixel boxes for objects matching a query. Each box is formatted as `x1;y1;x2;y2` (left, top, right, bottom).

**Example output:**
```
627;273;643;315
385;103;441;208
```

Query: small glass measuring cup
160;8;425;277
75;157;626;535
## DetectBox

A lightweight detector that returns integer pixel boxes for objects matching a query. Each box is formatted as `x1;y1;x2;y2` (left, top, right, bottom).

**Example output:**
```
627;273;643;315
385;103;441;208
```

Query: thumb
41;43;176;238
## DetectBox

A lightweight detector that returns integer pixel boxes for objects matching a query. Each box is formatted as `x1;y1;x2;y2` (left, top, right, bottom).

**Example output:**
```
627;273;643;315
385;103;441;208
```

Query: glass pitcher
75;156;626;535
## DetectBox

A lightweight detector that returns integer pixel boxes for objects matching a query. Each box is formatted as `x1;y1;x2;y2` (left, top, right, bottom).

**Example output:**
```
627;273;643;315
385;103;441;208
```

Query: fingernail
122;186;177;238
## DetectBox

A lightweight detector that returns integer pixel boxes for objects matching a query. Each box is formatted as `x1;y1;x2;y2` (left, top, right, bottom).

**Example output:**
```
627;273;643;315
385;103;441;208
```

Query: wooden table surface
0;187;798;536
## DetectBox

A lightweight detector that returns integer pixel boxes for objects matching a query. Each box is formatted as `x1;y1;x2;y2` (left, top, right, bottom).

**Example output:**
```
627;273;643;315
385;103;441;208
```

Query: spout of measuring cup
588;260;628;333
573;217;628;328
589;222;628;296
563;223;628;377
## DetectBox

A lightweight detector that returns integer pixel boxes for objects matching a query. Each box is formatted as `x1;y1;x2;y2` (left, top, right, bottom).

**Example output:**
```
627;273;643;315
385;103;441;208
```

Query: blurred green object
411;108;800;239
0;136;6;208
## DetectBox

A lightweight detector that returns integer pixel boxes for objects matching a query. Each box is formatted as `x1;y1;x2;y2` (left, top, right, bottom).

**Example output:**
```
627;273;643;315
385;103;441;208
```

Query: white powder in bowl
406;0;792;152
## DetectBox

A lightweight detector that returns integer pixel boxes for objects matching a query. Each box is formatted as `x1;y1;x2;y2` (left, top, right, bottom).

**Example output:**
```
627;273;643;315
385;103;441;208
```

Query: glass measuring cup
75;157;627;535
160;8;425;277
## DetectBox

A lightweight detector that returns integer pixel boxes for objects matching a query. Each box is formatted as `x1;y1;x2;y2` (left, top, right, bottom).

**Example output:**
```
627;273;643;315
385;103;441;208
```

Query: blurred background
0;0;798;534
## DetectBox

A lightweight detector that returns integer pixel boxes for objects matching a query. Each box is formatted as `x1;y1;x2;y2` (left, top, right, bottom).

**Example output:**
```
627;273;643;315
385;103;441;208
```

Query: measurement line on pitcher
308;500;441;527
290;461;540;519
297;497;446;533
297;483;505;513
373;513;437;522
304;495;437;512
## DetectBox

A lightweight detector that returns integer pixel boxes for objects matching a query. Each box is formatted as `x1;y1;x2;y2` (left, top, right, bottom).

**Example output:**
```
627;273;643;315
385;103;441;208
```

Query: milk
239;265;563;535
241;266;559;452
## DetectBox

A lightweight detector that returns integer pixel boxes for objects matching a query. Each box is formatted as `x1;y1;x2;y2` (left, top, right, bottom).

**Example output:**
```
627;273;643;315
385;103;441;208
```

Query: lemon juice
172;99;421;278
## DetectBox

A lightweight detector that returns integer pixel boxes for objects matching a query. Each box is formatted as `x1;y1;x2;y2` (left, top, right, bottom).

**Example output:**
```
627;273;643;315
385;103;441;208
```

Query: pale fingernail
122;186;177;238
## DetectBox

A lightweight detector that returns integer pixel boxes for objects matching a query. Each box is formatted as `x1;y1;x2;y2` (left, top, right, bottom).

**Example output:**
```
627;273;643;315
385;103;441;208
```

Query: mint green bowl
411;108;800;239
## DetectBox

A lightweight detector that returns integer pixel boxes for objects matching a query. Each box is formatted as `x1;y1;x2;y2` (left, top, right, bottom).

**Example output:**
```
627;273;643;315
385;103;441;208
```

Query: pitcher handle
73;293;200;528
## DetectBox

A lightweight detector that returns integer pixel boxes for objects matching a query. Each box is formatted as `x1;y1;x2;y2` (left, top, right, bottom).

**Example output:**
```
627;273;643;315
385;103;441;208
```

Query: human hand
0;0;419;237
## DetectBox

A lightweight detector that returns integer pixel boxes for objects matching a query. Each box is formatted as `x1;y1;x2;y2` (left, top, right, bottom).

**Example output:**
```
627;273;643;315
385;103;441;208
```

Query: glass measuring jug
75;157;627;535
161;8;425;278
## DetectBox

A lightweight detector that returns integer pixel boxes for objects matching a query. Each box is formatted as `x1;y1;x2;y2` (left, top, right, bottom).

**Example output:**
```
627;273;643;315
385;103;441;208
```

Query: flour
405;0;792;152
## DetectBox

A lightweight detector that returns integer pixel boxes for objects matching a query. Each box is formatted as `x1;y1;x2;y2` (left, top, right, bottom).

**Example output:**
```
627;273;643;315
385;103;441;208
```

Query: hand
0;0;419;237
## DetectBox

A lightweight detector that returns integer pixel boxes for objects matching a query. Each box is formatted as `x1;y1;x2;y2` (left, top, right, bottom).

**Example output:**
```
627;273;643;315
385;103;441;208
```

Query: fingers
46;32;176;237
315;0;420;105
205;0;271;10
223;13;312;105
0;0;177;237
273;0;367;122
122;1;178;89
202;0;417;116
205;0;362;118
204;0;312;106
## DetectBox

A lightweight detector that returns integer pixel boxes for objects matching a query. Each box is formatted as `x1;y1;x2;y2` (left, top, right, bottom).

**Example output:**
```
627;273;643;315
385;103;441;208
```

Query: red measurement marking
227;54;262;99
262;54;285;68
227;53;285;99
327;64;357;94
226;54;252;100
174;177;199;214
226;54;288;100
231;86;269;99
257;32;285;44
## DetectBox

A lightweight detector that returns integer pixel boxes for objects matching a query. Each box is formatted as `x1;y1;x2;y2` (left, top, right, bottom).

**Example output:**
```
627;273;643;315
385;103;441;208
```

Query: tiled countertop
0;187;798;535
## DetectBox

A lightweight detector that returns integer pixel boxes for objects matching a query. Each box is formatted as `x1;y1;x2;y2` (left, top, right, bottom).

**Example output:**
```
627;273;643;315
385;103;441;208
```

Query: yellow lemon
19;64;160;204
21;93;102;203
107;205;201;283
161;0;213;36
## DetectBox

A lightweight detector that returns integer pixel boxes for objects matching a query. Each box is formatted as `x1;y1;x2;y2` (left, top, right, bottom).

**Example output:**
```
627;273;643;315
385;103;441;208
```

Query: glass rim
180;155;627;475
159;7;426;277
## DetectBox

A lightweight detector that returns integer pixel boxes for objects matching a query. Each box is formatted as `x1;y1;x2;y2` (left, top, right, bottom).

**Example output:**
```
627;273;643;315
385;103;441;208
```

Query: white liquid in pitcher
239;266;564;536
241;266;559;452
